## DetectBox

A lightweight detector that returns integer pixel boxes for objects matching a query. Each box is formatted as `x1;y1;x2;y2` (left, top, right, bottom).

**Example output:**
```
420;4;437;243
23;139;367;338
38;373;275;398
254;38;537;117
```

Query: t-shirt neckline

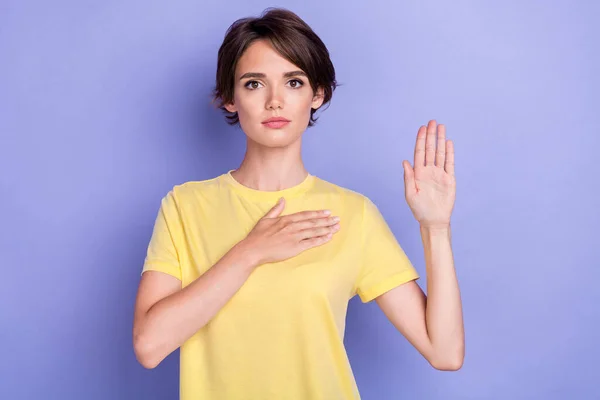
223;169;315;202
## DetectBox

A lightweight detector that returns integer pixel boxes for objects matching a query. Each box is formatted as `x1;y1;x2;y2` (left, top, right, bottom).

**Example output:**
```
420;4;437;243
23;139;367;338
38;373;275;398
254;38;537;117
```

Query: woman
133;7;464;400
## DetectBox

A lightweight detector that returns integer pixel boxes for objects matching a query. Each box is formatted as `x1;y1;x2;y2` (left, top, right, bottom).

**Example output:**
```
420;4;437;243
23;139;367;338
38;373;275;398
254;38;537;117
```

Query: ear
311;86;325;110
224;101;237;113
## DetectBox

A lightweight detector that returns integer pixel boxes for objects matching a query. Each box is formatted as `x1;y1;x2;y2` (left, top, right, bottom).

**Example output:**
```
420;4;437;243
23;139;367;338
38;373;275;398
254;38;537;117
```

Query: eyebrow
238;70;307;80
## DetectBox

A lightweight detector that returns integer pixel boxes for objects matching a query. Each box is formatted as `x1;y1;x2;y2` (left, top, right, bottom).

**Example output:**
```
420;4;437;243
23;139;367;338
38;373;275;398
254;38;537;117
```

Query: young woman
133;7;464;400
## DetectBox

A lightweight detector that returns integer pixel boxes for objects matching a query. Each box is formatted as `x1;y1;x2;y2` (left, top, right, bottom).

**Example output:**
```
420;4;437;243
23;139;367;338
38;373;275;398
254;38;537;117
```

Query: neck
231;137;308;191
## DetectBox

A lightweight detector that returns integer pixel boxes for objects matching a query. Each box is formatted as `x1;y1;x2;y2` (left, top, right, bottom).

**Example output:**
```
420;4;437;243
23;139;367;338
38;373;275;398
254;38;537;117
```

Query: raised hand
402;120;456;229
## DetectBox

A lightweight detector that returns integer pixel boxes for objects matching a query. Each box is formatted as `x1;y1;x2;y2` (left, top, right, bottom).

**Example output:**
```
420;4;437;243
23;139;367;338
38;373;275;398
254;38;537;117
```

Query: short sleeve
141;190;182;281
354;197;419;303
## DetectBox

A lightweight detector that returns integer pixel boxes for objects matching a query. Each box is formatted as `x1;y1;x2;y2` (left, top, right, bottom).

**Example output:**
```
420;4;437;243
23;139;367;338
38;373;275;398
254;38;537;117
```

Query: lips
262;117;290;129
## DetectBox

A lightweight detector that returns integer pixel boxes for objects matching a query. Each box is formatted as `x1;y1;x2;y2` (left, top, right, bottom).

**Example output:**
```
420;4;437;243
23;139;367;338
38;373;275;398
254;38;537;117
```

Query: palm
403;120;456;228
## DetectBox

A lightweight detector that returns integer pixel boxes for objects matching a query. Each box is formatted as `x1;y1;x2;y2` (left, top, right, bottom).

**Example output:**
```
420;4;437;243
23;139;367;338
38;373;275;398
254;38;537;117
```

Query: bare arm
376;225;464;371
133;241;258;369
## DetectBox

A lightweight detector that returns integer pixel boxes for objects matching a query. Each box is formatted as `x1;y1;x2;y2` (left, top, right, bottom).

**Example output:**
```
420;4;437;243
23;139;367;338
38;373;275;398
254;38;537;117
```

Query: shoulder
159;174;223;206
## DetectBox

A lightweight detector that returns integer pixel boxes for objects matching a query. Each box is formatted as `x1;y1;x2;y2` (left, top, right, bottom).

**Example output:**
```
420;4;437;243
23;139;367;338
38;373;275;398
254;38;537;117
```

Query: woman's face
224;39;324;148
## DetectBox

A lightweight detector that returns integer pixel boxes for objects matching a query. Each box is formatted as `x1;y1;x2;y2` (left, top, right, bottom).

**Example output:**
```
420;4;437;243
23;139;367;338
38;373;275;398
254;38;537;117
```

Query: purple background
2;1;598;399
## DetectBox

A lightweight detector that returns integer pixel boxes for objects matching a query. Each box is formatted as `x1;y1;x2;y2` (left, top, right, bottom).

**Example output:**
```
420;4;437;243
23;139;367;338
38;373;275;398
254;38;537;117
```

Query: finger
414;125;427;167
445;140;455;176
299;232;333;250
425;120;437;166
292;216;338;231
297;223;340;240
436;124;446;168
263;197;285;218
284;209;330;222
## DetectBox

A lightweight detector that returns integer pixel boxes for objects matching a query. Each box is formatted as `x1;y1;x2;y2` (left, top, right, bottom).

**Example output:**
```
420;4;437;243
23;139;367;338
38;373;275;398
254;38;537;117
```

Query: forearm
137;241;258;368
421;225;464;369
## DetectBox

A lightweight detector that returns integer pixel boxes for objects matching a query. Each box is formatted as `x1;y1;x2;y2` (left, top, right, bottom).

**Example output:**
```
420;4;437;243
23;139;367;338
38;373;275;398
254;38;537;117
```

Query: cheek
289;91;315;114
233;92;259;117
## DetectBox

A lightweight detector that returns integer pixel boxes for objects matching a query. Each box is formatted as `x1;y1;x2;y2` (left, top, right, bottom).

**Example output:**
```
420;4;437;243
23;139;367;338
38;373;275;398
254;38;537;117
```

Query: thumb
263;197;285;218
403;161;415;196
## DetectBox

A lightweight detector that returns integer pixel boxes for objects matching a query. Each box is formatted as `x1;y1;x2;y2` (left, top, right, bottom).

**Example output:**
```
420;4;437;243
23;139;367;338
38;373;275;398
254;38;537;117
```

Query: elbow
430;349;464;371
432;357;464;371
137;355;160;370
430;341;465;371
133;333;162;369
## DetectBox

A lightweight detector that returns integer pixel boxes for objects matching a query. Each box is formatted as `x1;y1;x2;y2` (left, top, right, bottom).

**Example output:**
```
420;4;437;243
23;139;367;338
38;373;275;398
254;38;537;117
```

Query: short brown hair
212;8;337;127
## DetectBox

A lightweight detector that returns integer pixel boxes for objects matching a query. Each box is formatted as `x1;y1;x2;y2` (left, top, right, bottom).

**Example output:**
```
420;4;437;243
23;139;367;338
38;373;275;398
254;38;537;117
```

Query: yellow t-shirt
141;169;420;400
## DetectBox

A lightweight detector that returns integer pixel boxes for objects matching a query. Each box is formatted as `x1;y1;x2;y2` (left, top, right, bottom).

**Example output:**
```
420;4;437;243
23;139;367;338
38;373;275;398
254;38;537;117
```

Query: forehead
235;39;302;78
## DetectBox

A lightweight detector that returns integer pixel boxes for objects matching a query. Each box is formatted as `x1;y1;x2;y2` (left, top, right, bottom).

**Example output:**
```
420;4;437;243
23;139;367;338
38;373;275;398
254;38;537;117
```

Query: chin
250;129;302;148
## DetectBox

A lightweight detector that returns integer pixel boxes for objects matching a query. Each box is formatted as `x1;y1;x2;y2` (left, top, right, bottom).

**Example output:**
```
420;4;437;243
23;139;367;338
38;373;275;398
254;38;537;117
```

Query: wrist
420;223;451;236
231;239;261;272
420;222;450;229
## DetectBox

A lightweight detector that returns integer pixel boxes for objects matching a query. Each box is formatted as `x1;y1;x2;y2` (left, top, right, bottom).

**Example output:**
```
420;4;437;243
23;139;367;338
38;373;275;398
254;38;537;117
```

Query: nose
265;86;283;110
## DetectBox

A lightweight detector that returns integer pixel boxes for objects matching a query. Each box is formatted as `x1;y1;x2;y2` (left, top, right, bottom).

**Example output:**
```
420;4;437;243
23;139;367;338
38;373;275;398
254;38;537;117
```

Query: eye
244;80;263;90
287;79;304;89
